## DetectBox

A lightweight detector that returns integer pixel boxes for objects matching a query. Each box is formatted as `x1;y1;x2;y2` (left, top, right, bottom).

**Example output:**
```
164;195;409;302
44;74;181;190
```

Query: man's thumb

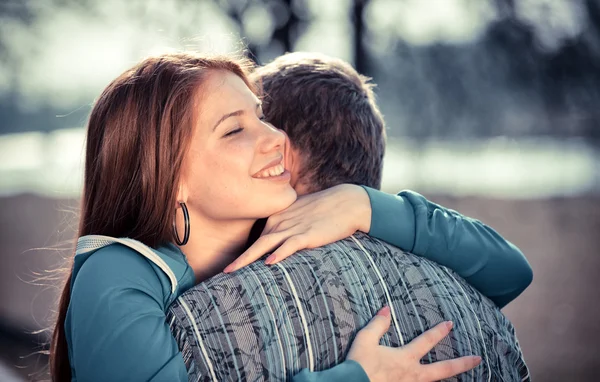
359;306;392;344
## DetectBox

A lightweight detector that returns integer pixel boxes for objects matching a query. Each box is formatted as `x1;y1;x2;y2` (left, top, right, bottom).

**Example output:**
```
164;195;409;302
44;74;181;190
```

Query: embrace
50;51;532;381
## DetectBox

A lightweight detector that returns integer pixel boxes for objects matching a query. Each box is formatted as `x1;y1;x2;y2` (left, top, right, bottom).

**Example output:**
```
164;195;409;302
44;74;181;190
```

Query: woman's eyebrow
213;102;262;131
213;110;244;131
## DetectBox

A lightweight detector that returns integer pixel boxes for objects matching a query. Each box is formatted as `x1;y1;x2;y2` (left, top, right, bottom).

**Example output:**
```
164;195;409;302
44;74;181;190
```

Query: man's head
251;52;386;194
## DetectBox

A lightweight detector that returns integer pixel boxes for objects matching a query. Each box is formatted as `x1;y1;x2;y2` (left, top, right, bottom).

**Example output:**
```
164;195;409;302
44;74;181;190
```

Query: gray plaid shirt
167;233;530;381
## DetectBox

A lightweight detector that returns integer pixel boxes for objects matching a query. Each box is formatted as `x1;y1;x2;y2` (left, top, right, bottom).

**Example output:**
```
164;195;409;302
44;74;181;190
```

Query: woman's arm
362;187;533;308
226;184;532;308
67;245;188;381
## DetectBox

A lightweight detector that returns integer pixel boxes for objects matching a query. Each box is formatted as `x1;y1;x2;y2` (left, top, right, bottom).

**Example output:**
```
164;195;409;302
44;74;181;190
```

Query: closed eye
224;127;243;137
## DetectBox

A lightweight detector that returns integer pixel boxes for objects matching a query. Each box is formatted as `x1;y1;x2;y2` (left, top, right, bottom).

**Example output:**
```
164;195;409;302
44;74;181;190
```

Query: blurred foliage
366;0;600;143
0;0;599;144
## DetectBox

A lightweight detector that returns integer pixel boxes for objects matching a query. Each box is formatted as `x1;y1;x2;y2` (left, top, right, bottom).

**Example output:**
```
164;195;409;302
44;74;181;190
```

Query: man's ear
293;181;312;196
286;146;315;196
286;145;305;192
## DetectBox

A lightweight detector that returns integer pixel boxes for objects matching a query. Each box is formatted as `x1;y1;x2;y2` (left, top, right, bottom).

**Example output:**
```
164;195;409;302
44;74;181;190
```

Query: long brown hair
49;52;254;381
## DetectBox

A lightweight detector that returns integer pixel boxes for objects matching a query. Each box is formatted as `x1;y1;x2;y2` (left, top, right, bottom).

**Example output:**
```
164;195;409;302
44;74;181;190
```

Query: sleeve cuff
293;360;370;382
361;186;416;253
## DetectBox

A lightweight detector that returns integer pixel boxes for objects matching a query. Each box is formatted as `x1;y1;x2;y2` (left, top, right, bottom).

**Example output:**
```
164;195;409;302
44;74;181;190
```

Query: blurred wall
2;191;599;381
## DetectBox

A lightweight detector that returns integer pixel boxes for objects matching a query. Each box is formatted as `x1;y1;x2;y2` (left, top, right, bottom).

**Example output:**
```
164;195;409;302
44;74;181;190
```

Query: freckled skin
180;70;297;222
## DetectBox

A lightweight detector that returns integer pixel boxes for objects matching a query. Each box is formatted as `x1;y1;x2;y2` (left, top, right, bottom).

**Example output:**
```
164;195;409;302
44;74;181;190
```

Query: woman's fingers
265;234;310;265
402;320;482;379
353;306;392;347
403;321;454;359
262;197;314;236
261;214;282;236
346;311;482;382
223;231;291;273
262;215;296;236
225;222;314;272
421;356;482;381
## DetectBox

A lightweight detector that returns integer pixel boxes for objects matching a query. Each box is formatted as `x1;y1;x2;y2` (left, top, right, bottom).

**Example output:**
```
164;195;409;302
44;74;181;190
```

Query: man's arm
363;186;533;308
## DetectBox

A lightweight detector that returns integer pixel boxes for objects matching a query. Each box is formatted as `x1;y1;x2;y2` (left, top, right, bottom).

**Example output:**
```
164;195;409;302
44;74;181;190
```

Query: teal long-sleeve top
362;187;533;308
65;189;532;381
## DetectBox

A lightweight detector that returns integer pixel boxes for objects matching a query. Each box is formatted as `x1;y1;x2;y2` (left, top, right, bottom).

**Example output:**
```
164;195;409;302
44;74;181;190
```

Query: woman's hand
224;184;371;273
349;307;482;382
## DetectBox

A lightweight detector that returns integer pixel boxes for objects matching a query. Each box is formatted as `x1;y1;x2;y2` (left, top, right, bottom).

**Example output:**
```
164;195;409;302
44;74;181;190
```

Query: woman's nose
258;122;285;153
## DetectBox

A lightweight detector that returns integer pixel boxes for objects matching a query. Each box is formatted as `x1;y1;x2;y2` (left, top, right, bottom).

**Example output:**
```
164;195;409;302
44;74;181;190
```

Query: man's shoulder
296;232;418;264
301;232;405;253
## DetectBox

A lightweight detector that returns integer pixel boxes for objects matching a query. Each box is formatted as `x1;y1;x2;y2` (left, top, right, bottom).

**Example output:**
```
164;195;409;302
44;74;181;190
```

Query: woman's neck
177;216;255;283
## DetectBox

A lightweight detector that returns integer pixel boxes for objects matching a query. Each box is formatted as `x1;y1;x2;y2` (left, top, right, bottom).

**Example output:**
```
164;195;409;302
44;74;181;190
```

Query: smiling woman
48;52;302;381
174;69;297;279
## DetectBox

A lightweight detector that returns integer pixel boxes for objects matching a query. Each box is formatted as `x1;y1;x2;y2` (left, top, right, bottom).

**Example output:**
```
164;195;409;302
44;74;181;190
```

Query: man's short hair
251;52;386;192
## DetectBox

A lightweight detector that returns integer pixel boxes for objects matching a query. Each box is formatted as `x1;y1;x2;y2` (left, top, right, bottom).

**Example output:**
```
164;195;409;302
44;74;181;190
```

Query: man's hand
223;184;371;273
348;307;482;382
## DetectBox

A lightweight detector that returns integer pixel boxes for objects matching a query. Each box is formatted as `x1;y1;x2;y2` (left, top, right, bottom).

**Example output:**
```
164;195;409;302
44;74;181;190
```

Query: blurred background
1;0;599;380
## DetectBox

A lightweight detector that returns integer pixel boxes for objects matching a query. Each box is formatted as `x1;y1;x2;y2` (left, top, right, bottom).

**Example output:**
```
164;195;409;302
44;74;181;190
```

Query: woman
51;52;520;381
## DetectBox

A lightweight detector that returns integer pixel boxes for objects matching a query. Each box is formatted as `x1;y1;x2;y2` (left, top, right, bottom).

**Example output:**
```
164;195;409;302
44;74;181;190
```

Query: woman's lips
252;156;283;177
254;164;285;178
252;153;291;182
256;169;291;182
253;168;291;182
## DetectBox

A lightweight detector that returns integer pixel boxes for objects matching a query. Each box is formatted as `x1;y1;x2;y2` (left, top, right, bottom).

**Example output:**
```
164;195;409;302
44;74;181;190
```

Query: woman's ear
176;182;189;206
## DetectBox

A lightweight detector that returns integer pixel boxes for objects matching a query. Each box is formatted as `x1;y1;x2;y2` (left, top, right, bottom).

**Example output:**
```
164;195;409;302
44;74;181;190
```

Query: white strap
76;235;178;293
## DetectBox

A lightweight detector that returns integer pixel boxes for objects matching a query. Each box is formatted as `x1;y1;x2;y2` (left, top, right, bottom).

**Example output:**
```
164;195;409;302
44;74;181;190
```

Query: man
167;52;531;381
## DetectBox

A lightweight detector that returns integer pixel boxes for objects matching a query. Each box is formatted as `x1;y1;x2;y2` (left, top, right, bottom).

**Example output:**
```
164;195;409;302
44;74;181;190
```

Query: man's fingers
404;321;453;358
421;356;482;381
223;232;288;273
265;234;309;265
353;306;392;347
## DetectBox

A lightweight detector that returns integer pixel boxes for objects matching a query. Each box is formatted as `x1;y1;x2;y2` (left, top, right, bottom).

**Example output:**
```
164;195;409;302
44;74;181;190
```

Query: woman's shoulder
78;243;156;275
70;237;195;308
71;243;170;307
65;243;188;381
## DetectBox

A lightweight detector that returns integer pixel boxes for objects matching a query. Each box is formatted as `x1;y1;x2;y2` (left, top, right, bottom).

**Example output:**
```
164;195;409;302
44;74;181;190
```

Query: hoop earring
173;201;190;246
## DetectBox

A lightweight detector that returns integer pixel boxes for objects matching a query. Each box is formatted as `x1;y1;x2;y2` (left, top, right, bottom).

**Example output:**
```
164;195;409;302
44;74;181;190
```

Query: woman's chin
263;186;297;215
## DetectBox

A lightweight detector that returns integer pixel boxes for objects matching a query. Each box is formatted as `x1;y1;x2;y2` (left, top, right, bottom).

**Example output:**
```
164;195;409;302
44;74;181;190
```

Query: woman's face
179;70;297;221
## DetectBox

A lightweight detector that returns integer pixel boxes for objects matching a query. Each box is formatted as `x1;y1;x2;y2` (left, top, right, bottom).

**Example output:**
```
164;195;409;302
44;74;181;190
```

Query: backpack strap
76;235;178;293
